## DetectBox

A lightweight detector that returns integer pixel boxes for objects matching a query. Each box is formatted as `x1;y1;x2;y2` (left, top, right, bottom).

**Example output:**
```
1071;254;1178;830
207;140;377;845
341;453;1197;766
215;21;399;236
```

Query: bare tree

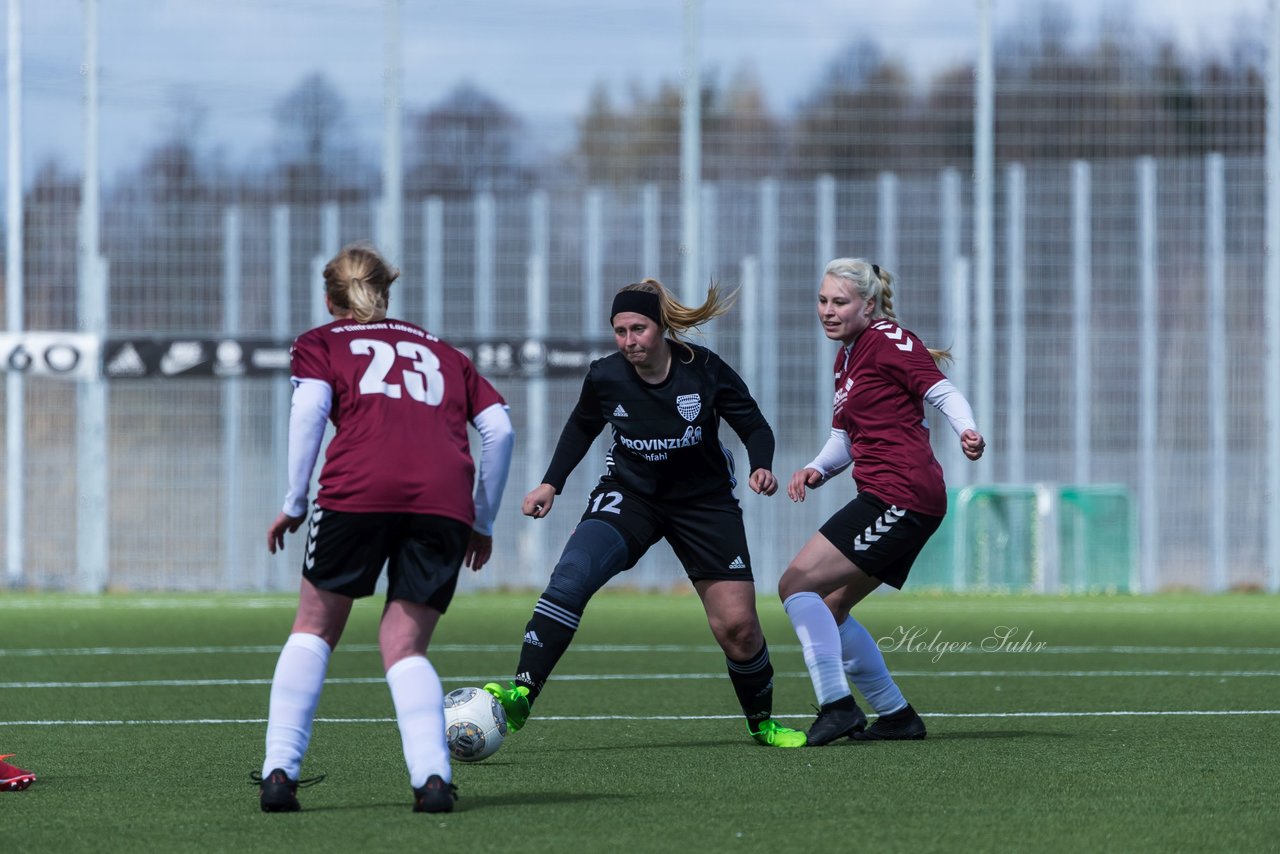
406;82;531;198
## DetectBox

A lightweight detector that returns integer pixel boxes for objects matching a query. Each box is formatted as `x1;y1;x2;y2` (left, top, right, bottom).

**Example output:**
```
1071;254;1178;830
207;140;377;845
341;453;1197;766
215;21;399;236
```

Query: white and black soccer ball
443;686;507;762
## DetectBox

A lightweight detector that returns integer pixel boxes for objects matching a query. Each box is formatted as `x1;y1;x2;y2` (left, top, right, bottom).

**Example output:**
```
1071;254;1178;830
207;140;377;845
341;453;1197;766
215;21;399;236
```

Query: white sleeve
924;379;978;437
471;402;515;536
804;428;853;486
282;378;332;517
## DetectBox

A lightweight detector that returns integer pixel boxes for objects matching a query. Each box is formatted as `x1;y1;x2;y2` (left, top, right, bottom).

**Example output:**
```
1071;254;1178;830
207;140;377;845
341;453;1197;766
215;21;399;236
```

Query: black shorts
819;492;943;589
579;481;753;583
302;506;470;610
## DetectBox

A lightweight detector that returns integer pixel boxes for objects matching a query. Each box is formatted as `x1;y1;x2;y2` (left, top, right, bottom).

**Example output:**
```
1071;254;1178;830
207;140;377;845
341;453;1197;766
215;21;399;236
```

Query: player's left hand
787;467;825;502
961;429;986;461
465;531;493;571
267;512;305;554
748;468;778;496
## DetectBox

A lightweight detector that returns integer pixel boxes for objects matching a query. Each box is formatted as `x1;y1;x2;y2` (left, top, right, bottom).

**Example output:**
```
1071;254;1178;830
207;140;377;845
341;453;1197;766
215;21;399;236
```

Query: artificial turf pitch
1;591;1276;852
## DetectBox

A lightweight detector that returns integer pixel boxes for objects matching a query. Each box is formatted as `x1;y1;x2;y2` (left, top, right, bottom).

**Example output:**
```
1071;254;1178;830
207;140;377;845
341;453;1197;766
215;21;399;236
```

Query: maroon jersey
290;318;505;522
832;319;949;516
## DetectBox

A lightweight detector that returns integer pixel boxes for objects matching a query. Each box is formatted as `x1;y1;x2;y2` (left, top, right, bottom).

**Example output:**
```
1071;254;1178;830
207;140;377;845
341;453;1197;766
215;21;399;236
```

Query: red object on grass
0;755;35;791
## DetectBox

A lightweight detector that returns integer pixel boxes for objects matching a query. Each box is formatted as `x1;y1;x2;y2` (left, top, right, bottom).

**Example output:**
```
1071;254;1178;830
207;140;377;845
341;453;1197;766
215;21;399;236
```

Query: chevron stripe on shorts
852;505;907;552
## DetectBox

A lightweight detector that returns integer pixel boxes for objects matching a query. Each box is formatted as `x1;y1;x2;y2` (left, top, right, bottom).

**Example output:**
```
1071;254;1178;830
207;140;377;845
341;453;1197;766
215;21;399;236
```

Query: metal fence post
1138;157;1158;594
584;188;603;337
1206;153;1227;592
5;0;25;588
642;183;660;278
424;197;443;329
222;206;242;590
76;0;107;593
524;190;550;589
1005;163;1026;484
815;174;837;527
474;192;495;339
270;204;291;590
1072;160;1092;485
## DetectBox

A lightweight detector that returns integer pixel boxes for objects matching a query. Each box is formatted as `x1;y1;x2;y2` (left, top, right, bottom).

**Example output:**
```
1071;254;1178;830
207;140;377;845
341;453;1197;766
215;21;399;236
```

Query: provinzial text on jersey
618;425;703;454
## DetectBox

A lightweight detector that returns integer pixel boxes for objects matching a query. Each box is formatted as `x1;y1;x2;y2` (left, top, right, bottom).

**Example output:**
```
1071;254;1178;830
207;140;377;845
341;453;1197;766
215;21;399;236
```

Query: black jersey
541;342;775;501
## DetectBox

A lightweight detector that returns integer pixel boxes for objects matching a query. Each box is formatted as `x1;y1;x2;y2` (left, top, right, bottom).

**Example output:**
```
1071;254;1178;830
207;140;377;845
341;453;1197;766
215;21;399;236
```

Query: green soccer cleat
748;718;807;748
483;681;531;732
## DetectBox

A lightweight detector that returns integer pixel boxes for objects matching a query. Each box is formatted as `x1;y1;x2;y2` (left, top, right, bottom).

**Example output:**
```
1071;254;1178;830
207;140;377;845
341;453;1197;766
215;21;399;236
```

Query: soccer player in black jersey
485;278;807;748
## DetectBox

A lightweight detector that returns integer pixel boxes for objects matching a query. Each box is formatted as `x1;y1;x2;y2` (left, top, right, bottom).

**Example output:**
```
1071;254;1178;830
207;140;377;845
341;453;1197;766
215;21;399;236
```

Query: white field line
4;669;1280;690
3;643;1280;658
0;599;1270;619
0;599;289;610
2;709;1279;727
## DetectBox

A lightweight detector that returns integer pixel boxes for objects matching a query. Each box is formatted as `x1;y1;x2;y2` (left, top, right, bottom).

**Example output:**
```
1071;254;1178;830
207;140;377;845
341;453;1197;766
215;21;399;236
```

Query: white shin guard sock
386;655;450;788
782;591;850;706
837;615;907;715
262;632;331;779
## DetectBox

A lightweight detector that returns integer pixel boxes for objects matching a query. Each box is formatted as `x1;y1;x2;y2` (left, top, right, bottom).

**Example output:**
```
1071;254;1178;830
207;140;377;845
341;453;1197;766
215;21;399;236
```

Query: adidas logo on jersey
523;630;544;647
613;404;629;417
728;555;746;570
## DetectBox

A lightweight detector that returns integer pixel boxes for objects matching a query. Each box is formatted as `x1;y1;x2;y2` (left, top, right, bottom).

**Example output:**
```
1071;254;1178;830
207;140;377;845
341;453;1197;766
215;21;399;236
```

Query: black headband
610;289;662;326
872;264;881;279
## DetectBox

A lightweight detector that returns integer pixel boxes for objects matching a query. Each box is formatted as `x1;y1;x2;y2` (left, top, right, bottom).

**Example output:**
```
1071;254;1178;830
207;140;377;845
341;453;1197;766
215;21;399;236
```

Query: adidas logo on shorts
728;555;746;570
613;404;629;418
523;630;543;647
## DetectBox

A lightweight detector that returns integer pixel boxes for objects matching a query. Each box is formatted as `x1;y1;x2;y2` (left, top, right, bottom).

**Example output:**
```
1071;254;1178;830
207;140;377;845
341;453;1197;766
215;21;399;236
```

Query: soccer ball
443;686;507;762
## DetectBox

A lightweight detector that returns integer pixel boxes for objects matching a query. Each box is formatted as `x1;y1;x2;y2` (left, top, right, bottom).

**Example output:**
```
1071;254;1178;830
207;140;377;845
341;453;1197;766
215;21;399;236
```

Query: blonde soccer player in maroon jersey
779;258;985;746
256;243;514;813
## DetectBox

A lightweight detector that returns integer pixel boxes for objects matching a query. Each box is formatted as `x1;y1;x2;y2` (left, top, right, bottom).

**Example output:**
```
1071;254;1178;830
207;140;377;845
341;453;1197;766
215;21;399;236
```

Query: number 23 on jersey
350;337;445;405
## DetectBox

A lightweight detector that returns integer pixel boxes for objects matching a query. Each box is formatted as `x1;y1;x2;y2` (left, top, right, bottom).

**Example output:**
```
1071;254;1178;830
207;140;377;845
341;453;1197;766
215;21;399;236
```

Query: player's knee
544;547;595;610
544;520;628;611
711;615;762;658
777;565;808;601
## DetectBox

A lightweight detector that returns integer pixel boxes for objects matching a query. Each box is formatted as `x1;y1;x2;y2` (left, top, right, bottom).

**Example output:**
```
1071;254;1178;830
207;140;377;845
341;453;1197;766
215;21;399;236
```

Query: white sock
386;655;450;788
782;591;850;706
837;615;907;715
262;632;331;779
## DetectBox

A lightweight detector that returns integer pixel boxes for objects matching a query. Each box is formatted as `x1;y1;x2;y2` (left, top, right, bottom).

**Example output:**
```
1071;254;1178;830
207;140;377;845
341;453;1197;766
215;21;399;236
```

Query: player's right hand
787;467;825;503
465;531;494;570
522;483;557;519
961;429;986;461
267;512;305;554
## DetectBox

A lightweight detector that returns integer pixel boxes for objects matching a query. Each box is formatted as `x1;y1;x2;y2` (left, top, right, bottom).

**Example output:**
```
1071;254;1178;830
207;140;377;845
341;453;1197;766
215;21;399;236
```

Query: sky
0;0;1269;182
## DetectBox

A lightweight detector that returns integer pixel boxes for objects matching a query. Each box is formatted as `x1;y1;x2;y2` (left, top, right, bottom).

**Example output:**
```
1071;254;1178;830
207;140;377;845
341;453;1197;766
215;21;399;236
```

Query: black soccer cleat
251;768;325;812
413;774;458;813
804;696;868;746
256;768;301;812
852;703;927;741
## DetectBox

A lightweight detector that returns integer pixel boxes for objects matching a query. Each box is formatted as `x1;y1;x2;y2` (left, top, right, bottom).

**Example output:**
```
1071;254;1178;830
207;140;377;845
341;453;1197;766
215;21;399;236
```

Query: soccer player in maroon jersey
779;258;985;746
484;278;809;749
256;244;514;813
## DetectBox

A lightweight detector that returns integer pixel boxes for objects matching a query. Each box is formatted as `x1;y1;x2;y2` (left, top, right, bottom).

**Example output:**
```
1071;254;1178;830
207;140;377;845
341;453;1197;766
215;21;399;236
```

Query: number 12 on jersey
590;491;623;514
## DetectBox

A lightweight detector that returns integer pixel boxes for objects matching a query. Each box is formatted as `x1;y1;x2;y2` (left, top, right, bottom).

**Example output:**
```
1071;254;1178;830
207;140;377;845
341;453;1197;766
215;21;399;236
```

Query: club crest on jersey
676;393;701;422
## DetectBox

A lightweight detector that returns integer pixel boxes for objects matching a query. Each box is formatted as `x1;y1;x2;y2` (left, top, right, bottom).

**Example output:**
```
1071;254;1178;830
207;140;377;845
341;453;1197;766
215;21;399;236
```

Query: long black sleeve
715;361;775;474
541;375;606;492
